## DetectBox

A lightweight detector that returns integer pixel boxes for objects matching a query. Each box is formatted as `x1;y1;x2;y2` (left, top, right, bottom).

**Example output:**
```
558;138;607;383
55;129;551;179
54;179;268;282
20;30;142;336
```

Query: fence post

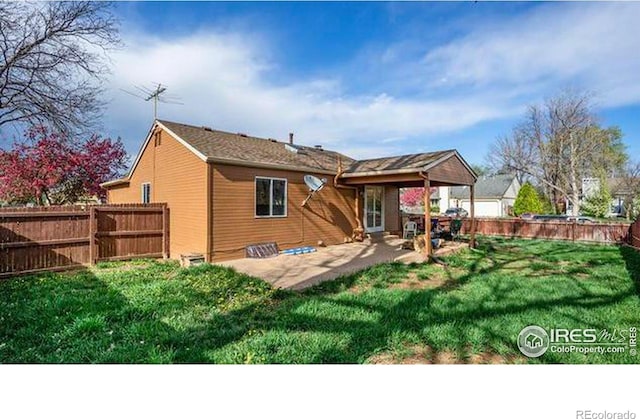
572;220;576;242
89;206;96;265
162;205;169;259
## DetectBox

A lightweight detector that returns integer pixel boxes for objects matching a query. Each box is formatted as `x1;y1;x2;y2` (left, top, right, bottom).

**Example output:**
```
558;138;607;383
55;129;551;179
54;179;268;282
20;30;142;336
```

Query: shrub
581;182;612;218
513;183;543;215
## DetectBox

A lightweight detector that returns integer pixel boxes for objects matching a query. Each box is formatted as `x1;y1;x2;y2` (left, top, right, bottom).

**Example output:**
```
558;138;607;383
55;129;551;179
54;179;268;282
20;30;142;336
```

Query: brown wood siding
384;185;400;232
106;129;208;258
106;183;130;202
211;164;357;261
428;155;476;186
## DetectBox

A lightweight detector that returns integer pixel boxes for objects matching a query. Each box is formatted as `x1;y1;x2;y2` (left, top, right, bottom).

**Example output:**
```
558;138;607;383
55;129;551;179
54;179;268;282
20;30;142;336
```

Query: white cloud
422;3;640;107
105;30;511;160
104;3;640;161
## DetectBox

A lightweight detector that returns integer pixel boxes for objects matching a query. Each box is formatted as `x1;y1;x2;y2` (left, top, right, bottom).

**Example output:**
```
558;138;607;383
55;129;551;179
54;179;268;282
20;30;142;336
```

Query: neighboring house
102;120;477;261
566;177;630;217
447;174;520;217
608;178;632;217
428;186;451;213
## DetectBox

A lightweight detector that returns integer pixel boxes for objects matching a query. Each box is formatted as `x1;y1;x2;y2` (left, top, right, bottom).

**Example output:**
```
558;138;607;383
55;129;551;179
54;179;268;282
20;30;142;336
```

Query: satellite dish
302;175;327;206
304;175;326;192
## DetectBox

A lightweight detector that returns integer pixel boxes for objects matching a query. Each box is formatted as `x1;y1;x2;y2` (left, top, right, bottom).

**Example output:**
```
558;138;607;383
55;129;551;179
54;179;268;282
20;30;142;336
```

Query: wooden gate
0;203;169;277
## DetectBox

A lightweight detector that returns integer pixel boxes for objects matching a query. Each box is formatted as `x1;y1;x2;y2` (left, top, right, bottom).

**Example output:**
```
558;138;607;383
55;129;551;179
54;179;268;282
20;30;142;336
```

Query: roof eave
100;178;130;188
206;156;337;175
340;167;425;178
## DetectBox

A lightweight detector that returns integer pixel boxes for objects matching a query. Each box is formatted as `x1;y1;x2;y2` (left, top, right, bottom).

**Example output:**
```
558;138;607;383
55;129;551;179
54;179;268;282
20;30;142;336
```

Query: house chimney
289;132;294;144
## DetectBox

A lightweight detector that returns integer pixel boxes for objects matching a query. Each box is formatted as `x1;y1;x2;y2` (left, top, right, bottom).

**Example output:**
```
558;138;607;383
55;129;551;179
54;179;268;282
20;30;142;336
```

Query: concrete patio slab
218;238;468;291
218;238;412;290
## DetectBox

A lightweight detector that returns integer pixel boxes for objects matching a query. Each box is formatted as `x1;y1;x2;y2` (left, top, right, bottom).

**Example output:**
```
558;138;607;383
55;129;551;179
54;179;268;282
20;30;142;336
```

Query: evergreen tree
581;180;612;218
514;183;543;215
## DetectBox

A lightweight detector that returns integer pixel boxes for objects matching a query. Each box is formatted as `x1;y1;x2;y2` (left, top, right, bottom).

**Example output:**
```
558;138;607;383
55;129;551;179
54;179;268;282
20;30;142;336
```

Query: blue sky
103;1;640;165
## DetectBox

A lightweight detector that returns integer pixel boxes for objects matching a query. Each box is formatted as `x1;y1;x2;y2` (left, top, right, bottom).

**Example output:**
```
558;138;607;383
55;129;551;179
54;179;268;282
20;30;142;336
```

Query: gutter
205;156;337;175
334;158;363;236
340;167;427;178
100;178;130;188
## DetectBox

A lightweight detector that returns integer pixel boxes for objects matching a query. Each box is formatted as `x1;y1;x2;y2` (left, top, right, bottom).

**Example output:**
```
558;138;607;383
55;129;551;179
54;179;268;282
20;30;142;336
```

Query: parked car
519;213;536;219
567;216;596;224
532;214;596;223
444;207;469;218
533;214;569;221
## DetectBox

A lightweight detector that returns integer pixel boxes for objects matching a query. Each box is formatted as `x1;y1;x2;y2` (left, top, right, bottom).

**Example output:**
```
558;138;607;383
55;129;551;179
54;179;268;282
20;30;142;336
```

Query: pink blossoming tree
0;126;127;205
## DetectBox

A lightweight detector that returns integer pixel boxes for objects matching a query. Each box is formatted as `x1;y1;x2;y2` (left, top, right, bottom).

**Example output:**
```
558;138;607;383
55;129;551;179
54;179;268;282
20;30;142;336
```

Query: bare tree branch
486;89;627;215
0;1;120;136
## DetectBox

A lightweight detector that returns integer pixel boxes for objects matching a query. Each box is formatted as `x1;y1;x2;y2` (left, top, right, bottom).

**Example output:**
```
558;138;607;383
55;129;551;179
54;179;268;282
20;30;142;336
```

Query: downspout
334;157;364;241
206;163;213;262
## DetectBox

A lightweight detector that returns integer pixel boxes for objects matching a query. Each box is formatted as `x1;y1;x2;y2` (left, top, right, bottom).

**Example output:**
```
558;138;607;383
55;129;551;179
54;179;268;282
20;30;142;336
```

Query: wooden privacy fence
629;218;640;249
458;217;631;244
0;203;169;278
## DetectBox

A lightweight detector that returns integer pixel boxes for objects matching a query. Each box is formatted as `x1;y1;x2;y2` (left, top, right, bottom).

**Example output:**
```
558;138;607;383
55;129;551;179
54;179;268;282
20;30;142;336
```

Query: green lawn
1;237;639;364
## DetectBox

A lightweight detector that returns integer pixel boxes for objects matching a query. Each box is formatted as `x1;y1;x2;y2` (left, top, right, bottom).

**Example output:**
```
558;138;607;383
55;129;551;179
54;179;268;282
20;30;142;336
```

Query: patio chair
403;221;418;239
431;219;441;237
450;219;463;241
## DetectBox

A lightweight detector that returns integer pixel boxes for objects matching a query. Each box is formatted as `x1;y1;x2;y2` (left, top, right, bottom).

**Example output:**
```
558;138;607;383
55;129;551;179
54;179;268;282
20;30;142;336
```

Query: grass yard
0;237;639;364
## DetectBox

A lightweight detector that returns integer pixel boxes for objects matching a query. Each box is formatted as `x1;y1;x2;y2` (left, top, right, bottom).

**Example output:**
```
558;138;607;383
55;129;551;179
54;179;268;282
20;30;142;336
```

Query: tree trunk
569;138;580;216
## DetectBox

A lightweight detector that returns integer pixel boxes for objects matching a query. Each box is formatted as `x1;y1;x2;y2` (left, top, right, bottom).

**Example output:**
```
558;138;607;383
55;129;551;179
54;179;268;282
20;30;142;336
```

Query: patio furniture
403;221;418;239
450;219;463;241
431;218;443;237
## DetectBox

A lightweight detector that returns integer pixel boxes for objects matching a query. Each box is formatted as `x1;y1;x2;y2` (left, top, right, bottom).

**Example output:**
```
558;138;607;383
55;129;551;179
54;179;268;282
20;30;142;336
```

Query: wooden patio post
398;191;403;237
470;184;476;249
424;174;431;256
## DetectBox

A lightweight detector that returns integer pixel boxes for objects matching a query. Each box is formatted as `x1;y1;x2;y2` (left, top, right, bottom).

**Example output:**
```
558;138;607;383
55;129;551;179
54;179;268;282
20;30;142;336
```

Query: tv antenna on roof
120;82;184;119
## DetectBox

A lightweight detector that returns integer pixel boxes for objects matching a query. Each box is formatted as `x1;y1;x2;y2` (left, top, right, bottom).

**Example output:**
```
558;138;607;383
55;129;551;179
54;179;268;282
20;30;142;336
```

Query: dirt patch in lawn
390;266;467;291
389;271;450;290
348;266;464;293
367;345;524;365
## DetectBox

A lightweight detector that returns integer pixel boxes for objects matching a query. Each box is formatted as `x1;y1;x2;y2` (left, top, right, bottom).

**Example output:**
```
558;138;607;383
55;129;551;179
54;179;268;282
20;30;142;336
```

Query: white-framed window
255;177;287;218
141;182;151;204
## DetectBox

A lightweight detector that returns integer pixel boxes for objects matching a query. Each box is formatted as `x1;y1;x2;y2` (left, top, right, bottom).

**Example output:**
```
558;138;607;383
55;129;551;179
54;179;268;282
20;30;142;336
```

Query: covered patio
336;149;478;256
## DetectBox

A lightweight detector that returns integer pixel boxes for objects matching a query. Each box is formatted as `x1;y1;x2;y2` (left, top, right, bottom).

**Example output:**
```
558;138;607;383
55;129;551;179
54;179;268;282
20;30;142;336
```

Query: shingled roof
103;119;475;188
159;120;354;173
343;150;456;174
450;174;518;199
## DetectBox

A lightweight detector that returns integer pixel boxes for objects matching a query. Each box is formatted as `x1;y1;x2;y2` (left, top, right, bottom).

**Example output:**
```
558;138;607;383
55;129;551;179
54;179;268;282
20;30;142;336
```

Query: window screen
255;177;287;217
142;183;151;204
255;178;271;216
